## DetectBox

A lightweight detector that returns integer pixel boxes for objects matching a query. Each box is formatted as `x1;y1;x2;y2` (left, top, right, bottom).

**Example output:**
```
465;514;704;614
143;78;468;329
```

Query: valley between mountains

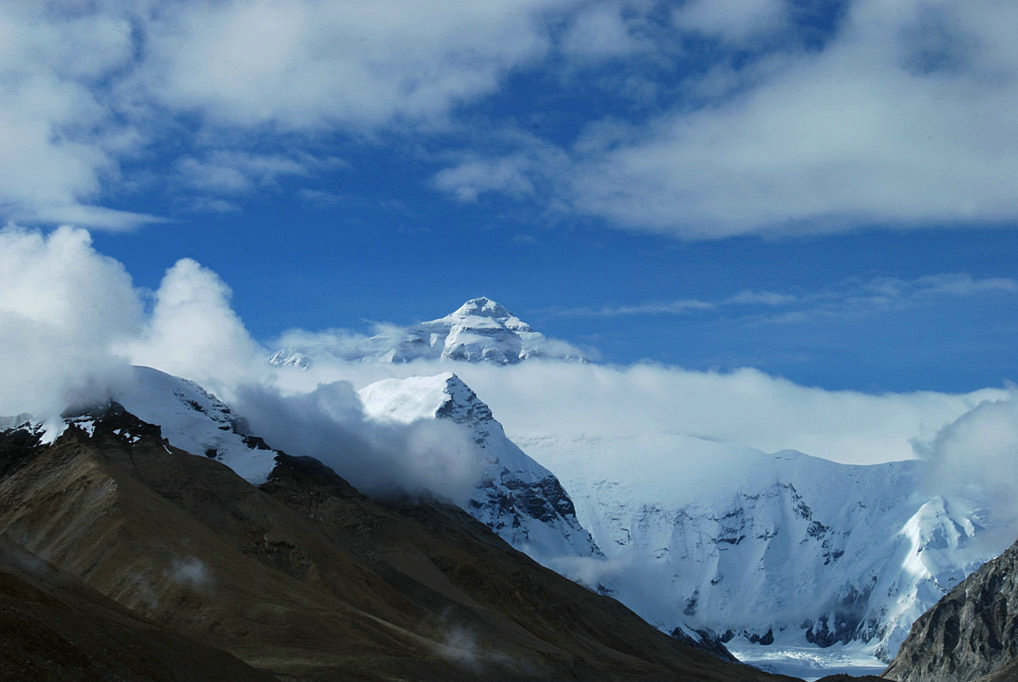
2;298;1016;680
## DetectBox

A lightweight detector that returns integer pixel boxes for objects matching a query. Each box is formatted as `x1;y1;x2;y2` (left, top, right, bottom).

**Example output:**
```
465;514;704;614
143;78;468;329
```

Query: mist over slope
0;402;792;681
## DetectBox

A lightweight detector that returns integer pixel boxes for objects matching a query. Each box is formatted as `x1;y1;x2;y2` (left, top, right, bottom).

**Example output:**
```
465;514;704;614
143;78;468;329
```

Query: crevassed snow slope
359;372;603;565
514;431;997;660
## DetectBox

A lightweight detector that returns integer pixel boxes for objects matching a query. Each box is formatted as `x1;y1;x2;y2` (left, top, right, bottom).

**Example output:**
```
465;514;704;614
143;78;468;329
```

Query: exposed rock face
0;407;790;681
884;536;1018;682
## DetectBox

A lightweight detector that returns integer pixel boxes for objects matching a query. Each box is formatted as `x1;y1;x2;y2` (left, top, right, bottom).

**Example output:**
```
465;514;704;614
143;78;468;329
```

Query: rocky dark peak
884;535;1018;682
0;423;46;480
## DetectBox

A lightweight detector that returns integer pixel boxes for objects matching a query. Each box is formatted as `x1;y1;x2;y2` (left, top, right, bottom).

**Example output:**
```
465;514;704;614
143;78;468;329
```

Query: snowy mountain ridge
514;432;998;661
358;372;603;565
270;297;587;368
3;366;601;574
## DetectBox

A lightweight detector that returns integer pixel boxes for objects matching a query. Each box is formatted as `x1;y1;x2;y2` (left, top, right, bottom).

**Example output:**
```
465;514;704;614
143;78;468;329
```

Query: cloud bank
1;225;1012;507
917;390;1018;552
436;0;1018;238
0;225;481;502
4;1;1018;238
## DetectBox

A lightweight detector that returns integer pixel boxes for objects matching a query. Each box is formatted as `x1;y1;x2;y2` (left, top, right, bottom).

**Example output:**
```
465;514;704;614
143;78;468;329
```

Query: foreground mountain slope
0;533;271;682
0;406;791;681
884;535;1018;682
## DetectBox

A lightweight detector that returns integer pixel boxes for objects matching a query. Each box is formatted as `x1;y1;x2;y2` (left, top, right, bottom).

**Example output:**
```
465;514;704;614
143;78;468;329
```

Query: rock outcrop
884;536;1018;681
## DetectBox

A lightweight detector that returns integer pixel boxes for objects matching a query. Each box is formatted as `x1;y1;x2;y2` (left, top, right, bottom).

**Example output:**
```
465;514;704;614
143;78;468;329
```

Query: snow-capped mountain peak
448;297;526;327
269;298;587;368
359;372;603;565
75;366;281;485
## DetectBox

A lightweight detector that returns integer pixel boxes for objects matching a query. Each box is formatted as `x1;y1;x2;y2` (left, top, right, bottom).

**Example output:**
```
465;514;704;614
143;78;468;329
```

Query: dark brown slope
0;535;273;681
0;408;795;681
883;536;1018;682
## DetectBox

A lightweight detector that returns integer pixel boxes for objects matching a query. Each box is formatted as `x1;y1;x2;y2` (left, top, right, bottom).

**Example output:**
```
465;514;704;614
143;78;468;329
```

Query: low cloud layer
233;382;482;504
0;225;1010;506
287;358;1001;467
0;225;481;502
0;226;140;419
917;391;1018;552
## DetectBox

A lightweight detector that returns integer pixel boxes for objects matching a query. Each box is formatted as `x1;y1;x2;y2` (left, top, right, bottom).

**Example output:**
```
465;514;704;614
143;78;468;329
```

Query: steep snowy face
269;297;585;367
410;297;531;364
79;366;281;484
514;433;997;661
358;372;603;564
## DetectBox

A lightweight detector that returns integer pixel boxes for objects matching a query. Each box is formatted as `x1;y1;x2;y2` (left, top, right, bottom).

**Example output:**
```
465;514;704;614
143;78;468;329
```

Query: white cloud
673;0;788;44
433;133;568;203
0;1;571;227
917;391;1018;553
455;362;1003;466
5;0;1018;240
232;382;484;504
0;5;153;230
0;226;482;502
122;258;270;397
553;273;1017;319
135;0;567;132
166;556;215;591
560;2;651;60
568;0;1018;237
0;225;141;418
278;354;1003;467
913;273;1018;297
172;151;321;200
433;0;1018;239
0;226;1009;507
434;155;539;203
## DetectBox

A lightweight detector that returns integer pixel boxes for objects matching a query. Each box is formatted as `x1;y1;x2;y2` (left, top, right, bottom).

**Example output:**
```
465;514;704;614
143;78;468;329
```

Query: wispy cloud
553;274;1018;320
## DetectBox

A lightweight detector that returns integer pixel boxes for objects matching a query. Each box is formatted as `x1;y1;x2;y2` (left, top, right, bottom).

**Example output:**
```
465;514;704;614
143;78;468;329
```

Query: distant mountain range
2;297;1012;679
271;298;1010;664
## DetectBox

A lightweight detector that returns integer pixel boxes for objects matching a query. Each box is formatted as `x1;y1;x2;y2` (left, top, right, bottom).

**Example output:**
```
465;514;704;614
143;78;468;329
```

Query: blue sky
4;0;1017;393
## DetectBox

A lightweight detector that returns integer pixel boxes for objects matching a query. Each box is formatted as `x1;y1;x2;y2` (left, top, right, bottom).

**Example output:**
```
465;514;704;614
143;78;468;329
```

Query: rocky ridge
884;534;1018;681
